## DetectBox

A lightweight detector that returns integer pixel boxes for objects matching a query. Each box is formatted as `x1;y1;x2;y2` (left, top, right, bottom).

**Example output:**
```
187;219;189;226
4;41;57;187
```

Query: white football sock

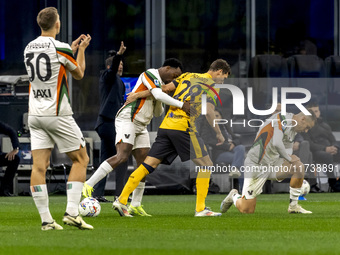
233;193;242;206
130;182;145;207
66;182;84;216
86;161;113;187
31;184;53;223
289;186;301;206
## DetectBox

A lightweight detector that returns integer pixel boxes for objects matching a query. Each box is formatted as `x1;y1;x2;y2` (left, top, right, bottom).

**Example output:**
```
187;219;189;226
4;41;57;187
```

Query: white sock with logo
130;182;145;207
289;186;301;206
31;184;53;223
66;182;84;216
86;161;113;187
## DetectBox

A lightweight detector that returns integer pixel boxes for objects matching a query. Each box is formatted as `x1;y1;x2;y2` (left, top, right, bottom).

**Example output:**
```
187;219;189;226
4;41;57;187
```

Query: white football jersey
24;36;78;116
246;112;296;166
116;68;164;124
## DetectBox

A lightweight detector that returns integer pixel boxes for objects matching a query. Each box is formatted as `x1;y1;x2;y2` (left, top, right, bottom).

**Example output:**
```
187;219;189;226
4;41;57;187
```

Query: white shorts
28;115;86;153
241;157;284;199
115;111;150;150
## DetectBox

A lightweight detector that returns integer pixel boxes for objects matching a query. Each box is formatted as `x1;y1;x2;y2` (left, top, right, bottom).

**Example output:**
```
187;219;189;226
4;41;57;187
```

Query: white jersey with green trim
246;112;296;166
24;36;78;116
116;68;164;124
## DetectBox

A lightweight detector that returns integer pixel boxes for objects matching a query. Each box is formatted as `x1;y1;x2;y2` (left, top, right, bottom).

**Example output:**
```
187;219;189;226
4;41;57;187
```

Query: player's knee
75;153;89;168
292;160;304;178
33;164;48;174
239;207;255;214
83;154;90;166
237;198;256;214
46;160;50;169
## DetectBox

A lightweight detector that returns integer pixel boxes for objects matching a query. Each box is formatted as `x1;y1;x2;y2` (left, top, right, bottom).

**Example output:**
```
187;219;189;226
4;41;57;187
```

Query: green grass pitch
1;193;340;255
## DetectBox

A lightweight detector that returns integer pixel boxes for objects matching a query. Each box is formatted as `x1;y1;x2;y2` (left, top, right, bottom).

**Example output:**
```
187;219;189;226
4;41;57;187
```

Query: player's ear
55;20;60;30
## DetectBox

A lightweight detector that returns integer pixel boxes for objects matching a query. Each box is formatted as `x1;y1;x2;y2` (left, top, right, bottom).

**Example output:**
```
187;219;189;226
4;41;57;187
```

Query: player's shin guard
86;161;113;187
119;163;152;205
195;168;211;212
131;182;145;207
289;186;301;206
66;182;84;216
31;184;53;223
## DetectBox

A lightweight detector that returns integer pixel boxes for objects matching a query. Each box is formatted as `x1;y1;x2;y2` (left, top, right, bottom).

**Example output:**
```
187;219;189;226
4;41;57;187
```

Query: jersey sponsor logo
248;190;253;196
32;89;52;98
168;112;183;119
124;134;131;139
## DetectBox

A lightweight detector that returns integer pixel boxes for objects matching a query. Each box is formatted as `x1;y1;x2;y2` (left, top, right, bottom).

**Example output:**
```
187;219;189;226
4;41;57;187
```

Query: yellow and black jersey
159;72;220;132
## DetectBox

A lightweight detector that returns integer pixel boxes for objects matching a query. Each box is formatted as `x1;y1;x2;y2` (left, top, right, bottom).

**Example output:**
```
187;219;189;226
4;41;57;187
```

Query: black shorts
148;128;208;165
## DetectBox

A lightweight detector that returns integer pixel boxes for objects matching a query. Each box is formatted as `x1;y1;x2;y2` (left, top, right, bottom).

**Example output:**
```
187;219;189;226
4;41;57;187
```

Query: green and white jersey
116;68;164;124
24;36;78;116
246;112;296;166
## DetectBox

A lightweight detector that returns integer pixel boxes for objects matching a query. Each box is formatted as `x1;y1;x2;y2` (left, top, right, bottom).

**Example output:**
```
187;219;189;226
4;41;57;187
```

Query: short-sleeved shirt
24;36;78;116
246;112;296;166
116;68;164;124
159;72;219;132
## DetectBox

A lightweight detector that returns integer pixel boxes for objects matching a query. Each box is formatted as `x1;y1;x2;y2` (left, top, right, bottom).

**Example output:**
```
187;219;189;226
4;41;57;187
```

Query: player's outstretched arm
150;88;183;109
70;34;91;80
125;81;177;105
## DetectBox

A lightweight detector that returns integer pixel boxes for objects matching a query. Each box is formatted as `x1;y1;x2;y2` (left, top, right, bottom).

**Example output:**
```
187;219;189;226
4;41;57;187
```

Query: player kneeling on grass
221;110;316;214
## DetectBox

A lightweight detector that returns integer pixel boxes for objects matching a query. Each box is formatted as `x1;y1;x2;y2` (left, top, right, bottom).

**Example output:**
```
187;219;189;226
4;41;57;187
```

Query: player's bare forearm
206;102;224;145
125;90;152;105
76;49;86;76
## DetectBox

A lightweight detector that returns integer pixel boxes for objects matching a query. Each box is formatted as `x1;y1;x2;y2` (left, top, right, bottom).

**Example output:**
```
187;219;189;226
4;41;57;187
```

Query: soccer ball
79;197;101;217
300;179;310;196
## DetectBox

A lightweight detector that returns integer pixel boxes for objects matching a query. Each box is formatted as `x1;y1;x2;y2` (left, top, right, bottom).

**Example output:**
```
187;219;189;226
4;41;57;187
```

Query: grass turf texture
0;193;339;255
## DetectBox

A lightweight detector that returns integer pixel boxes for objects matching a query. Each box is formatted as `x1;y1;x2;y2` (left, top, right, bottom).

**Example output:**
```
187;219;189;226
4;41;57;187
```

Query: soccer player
113;59;230;217
220;110;316;214
24;7;93;230
82;58;191;216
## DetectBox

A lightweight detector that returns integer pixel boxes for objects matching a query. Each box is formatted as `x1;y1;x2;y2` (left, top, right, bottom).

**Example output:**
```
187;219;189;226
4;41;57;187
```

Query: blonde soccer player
24;7;92;230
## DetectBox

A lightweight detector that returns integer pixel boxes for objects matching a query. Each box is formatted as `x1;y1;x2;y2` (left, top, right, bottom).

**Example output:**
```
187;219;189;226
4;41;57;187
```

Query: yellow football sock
195;168;211;212
119;164;150;205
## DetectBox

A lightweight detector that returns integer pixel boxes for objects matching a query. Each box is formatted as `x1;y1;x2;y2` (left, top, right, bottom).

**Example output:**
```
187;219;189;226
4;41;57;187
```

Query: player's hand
181;101;191;115
5;149;19;161
124;92;138;105
71;34;87;54
79;34;92;50
290;154;300;163
181;102;197;116
117;41;127;55
216;133;225;146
